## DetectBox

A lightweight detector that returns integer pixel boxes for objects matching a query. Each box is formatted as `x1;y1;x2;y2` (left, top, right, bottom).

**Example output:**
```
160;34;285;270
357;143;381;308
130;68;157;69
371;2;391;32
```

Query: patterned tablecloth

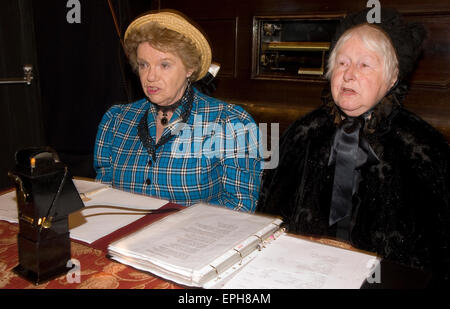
0;214;183;289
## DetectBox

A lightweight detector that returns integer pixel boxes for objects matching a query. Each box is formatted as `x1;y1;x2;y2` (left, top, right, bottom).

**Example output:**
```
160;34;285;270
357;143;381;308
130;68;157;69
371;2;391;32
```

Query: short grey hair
326;23;399;85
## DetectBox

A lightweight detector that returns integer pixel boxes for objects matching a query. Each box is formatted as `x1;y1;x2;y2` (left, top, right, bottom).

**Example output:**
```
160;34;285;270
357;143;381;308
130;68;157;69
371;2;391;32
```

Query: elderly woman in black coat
257;8;449;286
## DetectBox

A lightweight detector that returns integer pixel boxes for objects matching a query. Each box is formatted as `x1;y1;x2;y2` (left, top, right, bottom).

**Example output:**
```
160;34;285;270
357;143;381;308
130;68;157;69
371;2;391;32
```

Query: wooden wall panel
195;18;238;78
405;14;450;88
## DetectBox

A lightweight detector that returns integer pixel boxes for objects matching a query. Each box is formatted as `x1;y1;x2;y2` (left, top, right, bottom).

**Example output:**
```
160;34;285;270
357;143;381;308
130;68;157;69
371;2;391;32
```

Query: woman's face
137;42;193;106
330;35;392;117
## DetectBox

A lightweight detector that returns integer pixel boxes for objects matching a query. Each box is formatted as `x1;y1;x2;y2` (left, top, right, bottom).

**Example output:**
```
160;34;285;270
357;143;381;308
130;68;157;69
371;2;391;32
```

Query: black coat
257;90;450;285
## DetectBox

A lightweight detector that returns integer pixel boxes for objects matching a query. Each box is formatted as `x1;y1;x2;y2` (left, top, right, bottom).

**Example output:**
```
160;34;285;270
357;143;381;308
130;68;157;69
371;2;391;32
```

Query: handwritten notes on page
221;233;379;289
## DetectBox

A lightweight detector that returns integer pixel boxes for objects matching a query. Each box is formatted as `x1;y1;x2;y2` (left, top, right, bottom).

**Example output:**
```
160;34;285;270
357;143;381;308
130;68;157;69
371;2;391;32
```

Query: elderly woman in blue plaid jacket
94;10;262;212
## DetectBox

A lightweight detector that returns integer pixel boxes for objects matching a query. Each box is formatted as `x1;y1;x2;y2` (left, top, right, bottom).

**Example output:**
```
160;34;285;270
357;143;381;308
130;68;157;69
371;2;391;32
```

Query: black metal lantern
8;147;84;284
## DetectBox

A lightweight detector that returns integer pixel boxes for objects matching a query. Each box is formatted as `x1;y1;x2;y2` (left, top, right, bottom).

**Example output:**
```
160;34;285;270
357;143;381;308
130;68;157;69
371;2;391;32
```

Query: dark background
0;0;153;189
1;0;449;190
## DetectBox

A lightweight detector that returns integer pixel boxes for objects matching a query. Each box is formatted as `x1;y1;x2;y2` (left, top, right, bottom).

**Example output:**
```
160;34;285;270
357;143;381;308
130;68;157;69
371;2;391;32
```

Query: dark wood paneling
405;14;450;88
196;18;238;78
403;86;450;140
159;0;450;141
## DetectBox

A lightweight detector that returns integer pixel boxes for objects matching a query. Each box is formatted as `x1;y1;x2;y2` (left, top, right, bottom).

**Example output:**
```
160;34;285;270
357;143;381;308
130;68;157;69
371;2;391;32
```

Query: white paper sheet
69;180;168;243
0;190;18;223
221;233;379;289
0;179;110;224
0;179;169;244
73;179;109;197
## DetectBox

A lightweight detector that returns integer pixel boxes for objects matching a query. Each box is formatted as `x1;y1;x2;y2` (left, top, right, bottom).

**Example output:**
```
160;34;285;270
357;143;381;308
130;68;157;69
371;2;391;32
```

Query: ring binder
253;234;265;251
209;264;220;277
108;203;283;287
233;248;244;265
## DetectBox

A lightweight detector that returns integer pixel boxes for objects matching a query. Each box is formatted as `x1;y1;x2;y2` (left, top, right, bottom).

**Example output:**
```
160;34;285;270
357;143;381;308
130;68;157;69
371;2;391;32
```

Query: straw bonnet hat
125;10;212;81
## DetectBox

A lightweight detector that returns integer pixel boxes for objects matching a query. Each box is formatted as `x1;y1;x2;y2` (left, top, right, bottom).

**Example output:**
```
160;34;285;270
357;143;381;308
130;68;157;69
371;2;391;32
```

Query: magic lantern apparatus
8;147;84;284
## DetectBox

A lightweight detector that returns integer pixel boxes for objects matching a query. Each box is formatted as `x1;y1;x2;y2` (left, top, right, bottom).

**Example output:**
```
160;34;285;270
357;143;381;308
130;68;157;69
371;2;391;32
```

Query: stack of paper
108;203;282;287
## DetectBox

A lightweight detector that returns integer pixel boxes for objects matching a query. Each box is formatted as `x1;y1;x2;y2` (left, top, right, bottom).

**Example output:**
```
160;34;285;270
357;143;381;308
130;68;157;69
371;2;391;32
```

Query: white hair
326;24;399;85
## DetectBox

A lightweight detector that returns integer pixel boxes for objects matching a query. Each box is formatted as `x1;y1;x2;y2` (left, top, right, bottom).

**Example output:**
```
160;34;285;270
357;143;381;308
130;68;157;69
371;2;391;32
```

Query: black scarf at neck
323;88;403;236
137;85;194;161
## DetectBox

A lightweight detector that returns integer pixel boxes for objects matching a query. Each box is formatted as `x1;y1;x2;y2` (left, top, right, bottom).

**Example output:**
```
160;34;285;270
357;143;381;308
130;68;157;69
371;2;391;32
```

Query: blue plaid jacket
94;88;262;212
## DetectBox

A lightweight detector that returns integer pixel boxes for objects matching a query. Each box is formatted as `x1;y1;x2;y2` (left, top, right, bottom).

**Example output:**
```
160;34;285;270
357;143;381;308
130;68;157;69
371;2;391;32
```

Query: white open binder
107;203;379;289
